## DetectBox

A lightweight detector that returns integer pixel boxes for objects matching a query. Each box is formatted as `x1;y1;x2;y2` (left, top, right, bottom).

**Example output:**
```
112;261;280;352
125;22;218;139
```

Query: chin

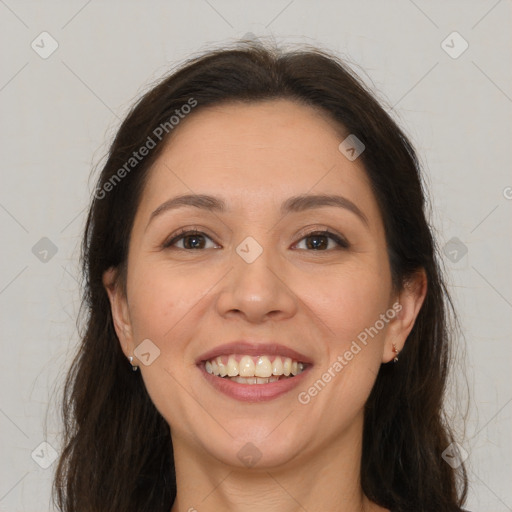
201;424;308;470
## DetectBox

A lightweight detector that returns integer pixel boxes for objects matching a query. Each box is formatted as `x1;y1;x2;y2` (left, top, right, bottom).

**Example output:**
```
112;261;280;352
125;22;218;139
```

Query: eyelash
162;227;350;251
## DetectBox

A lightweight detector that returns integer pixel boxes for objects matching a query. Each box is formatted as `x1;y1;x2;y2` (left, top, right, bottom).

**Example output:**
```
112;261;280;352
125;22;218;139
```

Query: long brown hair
52;40;468;511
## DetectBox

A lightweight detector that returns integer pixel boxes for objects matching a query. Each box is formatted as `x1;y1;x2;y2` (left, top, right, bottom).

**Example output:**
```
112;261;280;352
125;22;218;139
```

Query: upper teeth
205;355;305;378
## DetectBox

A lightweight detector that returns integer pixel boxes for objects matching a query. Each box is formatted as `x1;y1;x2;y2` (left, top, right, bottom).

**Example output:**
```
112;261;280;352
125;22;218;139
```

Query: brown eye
163;230;219;250
294;230;349;251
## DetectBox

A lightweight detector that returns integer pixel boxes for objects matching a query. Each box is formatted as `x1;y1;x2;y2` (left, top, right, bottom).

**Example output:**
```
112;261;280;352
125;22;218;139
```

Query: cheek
296;268;391;420
125;262;205;420
297;258;392;343
126;261;204;343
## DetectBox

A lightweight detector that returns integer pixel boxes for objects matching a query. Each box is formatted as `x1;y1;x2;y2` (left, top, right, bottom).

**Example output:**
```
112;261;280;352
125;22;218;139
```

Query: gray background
1;1;511;510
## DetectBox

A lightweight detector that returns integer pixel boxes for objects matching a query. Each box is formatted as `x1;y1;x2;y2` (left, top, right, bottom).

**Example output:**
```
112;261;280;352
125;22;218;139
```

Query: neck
169;414;387;512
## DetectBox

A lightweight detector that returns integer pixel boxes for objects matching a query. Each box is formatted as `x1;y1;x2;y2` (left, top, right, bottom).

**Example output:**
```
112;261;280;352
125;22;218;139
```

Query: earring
128;356;139;371
392;343;400;363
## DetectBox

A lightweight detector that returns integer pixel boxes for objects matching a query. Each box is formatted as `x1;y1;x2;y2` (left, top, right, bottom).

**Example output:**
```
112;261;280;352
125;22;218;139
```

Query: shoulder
390;509;472;512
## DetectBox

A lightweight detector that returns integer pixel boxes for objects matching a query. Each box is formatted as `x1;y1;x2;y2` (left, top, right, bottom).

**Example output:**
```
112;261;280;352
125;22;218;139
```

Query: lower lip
199;364;312;402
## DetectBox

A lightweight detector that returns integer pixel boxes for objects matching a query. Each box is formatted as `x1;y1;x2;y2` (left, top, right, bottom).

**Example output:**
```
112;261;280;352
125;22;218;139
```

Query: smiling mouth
203;354;307;385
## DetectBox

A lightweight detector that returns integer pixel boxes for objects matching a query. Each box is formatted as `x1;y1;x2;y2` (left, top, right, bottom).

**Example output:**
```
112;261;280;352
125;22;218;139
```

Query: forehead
136;99;379;225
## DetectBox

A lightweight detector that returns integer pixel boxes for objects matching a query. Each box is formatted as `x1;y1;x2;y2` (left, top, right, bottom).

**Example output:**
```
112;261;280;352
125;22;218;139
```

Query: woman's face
105;99;421;469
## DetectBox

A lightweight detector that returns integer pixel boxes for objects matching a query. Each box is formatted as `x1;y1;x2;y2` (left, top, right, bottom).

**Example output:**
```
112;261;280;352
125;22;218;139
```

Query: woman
53;41;469;511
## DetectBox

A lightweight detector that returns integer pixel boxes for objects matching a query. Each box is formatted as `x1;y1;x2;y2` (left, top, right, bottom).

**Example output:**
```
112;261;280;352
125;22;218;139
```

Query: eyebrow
146;193;369;230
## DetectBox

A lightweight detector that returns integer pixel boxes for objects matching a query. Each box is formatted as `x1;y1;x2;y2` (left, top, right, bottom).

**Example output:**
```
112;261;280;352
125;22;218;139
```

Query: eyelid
162;226;219;249
292;227;350;250
162;225;350;251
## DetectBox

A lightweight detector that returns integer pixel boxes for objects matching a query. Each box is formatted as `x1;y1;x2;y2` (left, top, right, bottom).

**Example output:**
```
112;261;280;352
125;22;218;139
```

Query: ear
103;266;134;360
382;269;427;363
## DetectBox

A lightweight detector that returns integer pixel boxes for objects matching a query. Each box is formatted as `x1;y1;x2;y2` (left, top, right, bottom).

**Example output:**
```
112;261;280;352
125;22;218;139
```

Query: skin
103;99;426;512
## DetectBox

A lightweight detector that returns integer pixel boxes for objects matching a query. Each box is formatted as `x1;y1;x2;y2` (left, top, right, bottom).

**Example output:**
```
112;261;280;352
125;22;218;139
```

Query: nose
215;239;298;324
